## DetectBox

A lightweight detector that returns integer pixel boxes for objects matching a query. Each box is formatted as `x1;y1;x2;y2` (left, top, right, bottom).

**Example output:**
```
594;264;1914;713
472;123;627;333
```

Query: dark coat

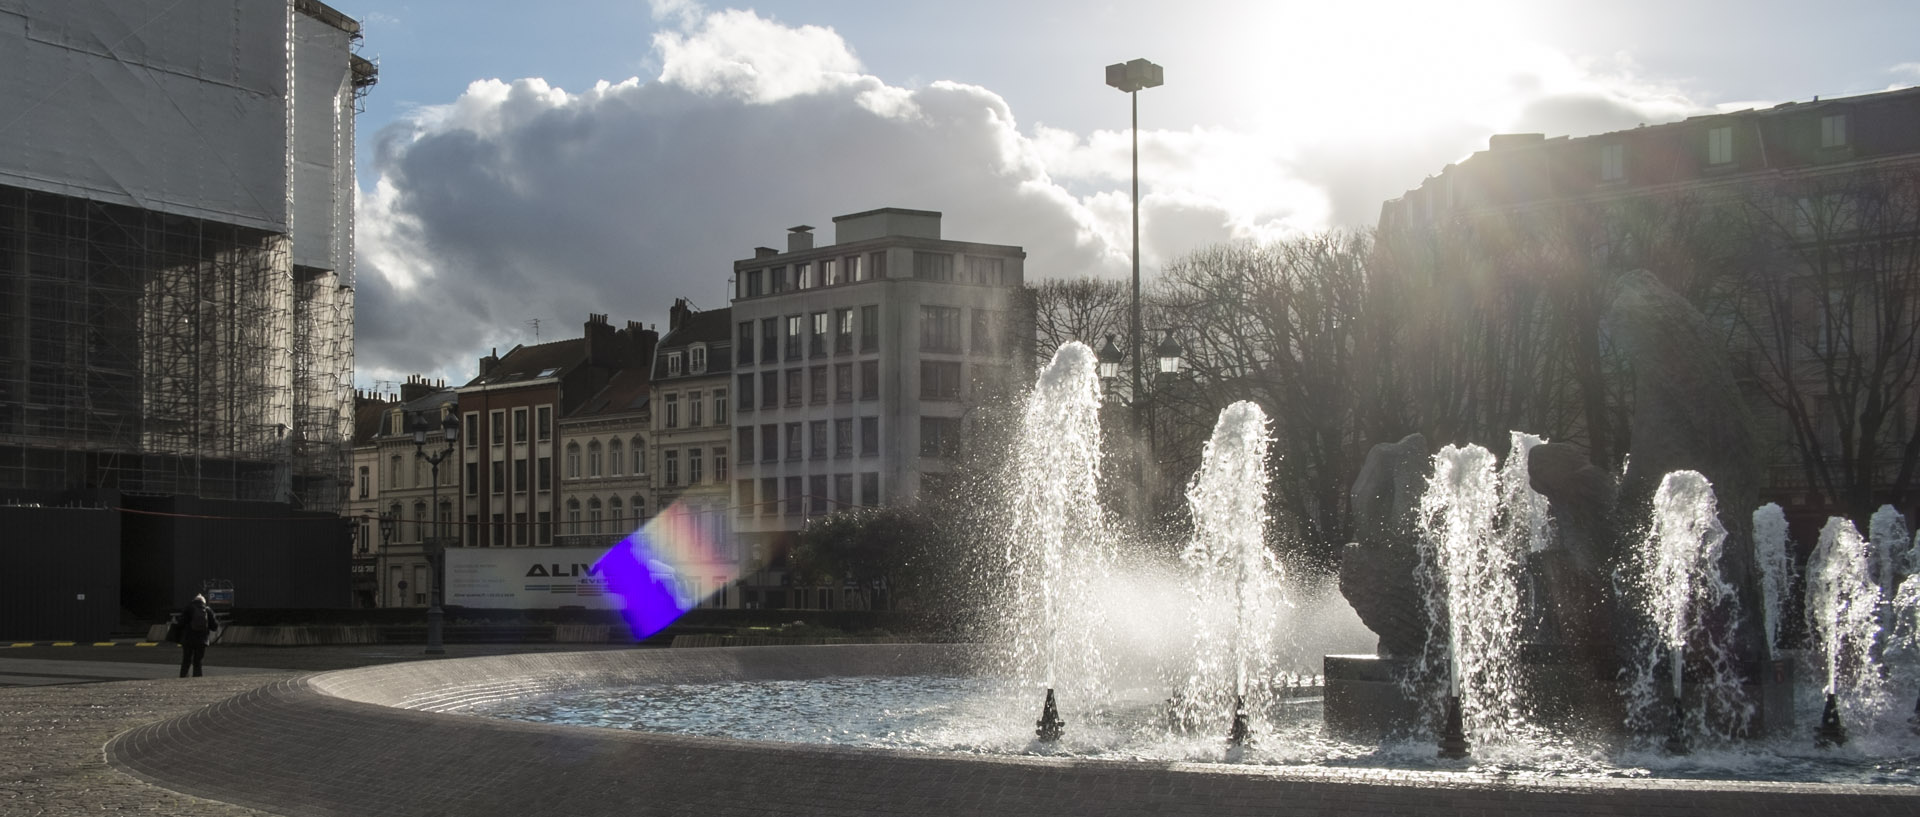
178;600;220;647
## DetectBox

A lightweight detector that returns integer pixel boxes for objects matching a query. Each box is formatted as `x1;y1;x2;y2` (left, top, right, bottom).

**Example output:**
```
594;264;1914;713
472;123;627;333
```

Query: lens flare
594;501;735;638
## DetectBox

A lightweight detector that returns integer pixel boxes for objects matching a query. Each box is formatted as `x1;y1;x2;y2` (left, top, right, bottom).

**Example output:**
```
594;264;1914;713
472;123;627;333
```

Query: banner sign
445;546;618;609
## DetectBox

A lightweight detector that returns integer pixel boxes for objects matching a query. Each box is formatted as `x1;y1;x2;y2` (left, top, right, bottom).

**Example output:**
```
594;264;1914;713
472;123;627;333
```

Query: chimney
479;347;500;377
584;312;616;368
787;225;814;253
621;321;660;368
1488;133;1545;151
754;246;779;259
399;373;437;403
669;298;692;332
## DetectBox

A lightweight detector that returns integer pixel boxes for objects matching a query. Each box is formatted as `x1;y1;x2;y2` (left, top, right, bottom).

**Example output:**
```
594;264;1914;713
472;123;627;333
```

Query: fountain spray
1415;444;1513;759
1630;471;1738;754
1806;517;1889;745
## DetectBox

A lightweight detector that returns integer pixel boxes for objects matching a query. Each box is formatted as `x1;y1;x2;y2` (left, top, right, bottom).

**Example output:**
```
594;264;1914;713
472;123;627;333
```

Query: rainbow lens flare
594;501;736;638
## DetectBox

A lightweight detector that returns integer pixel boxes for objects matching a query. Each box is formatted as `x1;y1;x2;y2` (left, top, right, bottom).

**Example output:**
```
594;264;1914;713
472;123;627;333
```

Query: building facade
729;208;1026;607
367;382;459;608
646;299;739;608
556;368;654;550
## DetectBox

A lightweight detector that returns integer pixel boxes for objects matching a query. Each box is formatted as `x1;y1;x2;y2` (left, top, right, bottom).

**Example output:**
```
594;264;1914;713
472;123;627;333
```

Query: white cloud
353;1;1716;385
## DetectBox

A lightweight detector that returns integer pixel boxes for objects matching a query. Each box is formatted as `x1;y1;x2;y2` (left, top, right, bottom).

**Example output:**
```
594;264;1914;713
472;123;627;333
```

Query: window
737;374;754;412
414;457;425;489
796;262;813;289
566;500;581;535
835;418;853;459
738;426;755;463
810;312;828;357
536;407;551;441
860;360;879;400
537;457;551;491
786;315;805;362
358;466;369;499
761;477;779;516
588;440;603;477
738;322;755;365
761;425;778;462
1821;114;1848;148
860;305;879;352
832;308;853;355
846;255;862;282
785;369;802;407
689;390;704;427
738;480;755;515
492;461;505;494
609;439;624;475
970;309;996;355
667;353;683;377
608;498;623;530
465;414;479;448
921;306;962;352
964;256;1004;285
664;393;680;428
665;450;680;486
466;462;479;495
491;513;504;547
714;446;728;481
514;512;528;546
690;345;707;373
689;448;703;485
632;436;646;474
809;475;828;514
810;365;828;404
491;410;505;445
785;422;802;461
513;408;528;443
921;360;962;400
861;417;878;456
861;472;879;506
1599;143;1624;182
745;269;764;297
835;473;853;509
513;458;528;493
760;371;779;408
920;416;960;457
464;513;478;546
566;443;581;478
913;251;954;281
1707;125;1733;165
809;420;827;459
588;498;603;535
821;258;838;285
537;511;550;545
869;251;887;279
714;389;728;424
632;495;645;521
785;476;802;515
835;363;853;402
761;318;779;361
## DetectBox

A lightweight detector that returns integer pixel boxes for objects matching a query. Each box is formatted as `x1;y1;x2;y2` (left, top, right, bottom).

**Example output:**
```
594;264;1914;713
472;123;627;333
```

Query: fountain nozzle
1227;695;1250;746
1815;692;1848;748
1663;696;1690;755
1437;695;1471;759
1036;688;1066;742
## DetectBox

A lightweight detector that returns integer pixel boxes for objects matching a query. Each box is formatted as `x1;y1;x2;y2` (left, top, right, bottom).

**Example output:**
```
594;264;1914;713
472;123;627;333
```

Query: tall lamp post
1105;57;1163;439
413;413;459;655
378;512;396;608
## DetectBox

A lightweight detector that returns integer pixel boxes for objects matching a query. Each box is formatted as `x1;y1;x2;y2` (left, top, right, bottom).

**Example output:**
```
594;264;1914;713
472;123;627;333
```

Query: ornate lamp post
1104;57;1163;440
378;512;396;608
412;412;460;655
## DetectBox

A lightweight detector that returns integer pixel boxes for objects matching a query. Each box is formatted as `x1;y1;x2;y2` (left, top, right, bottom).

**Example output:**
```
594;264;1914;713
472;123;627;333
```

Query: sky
340;0;1920;391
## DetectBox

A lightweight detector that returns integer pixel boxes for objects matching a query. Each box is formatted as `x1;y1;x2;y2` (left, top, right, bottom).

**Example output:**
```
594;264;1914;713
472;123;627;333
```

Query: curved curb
105;645;1920;817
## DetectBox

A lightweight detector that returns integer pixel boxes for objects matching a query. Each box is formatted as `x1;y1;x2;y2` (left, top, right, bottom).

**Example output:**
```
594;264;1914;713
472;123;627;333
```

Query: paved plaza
4;643;1918;816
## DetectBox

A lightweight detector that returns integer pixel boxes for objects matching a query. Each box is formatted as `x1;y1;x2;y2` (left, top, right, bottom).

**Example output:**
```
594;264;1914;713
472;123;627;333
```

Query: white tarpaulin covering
0;1;292;232
446;547;624;610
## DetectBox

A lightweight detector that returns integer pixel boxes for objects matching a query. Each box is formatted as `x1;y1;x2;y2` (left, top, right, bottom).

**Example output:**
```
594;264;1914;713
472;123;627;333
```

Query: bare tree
1028;278;1131;368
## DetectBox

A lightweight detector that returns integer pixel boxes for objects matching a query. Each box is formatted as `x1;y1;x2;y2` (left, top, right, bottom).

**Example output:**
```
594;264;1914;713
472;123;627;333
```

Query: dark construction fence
0;495;350;640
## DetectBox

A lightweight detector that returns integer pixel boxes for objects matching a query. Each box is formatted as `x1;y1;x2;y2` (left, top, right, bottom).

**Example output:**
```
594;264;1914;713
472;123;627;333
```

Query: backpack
187;605;209;632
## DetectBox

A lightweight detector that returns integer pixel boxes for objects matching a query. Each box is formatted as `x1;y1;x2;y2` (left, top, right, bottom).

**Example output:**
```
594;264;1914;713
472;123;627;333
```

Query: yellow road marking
51;641;75;647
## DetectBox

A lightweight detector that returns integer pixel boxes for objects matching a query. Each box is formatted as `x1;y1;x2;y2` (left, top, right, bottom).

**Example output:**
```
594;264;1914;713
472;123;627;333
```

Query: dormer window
690;345;707;374
1707;126;1733;165
667;353;683;377
1599;143;1624;182
1821;114;1848;148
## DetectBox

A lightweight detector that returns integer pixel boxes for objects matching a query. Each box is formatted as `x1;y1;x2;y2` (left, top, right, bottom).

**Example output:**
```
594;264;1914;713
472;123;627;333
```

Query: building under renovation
0;0;374;636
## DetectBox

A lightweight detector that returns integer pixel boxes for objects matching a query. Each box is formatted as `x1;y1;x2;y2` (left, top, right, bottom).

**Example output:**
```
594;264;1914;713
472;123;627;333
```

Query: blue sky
338;0;1920;389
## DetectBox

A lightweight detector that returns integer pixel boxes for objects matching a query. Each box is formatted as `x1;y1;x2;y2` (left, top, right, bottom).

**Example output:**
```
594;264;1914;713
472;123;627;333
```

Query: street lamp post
1105;58;1163;441
413;413;460;655
378;512;396;608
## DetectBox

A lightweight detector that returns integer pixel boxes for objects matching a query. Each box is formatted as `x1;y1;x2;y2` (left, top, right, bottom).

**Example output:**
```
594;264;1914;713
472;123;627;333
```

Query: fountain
1169;401;1283;745
1754;503;1794;653
1806;517;1890;744
1412;443;1514;758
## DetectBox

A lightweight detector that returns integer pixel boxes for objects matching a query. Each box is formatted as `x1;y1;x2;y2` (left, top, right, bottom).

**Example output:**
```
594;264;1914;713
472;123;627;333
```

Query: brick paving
6;644;1920;816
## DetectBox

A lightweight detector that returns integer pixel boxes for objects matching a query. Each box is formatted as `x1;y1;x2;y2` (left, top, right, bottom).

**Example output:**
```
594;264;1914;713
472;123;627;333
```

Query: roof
352;399;392;445
373;390;458;441
658;307;733;350
462;339;585;389
568;367;653;420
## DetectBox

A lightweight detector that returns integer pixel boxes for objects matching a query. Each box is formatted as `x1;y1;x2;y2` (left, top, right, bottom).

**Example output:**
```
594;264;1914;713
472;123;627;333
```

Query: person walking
177;593;220;678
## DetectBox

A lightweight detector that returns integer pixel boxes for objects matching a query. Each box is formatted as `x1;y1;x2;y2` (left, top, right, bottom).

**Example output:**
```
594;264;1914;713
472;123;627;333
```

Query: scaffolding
0;185;354;506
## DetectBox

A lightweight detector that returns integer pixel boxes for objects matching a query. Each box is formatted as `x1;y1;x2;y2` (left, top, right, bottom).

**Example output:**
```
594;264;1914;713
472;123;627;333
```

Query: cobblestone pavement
8;645;1920;817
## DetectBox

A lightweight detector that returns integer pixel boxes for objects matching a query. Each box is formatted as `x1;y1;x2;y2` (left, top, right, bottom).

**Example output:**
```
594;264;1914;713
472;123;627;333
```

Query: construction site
0;0;377;637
